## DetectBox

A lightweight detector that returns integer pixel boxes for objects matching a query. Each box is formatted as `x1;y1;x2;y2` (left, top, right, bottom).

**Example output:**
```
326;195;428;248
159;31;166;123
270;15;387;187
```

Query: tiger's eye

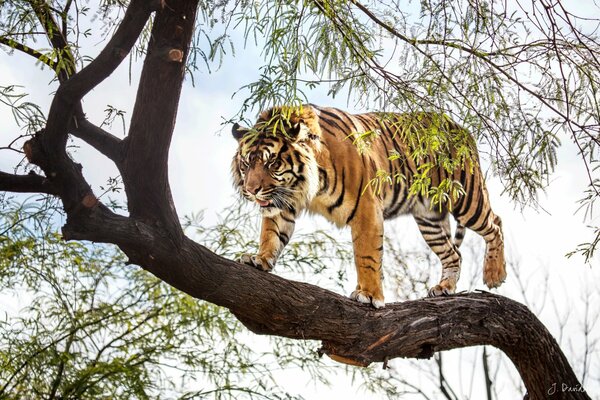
269;159;282;170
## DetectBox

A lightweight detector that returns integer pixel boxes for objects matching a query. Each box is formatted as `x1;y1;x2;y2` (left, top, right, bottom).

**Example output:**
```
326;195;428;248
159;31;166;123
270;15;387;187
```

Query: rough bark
0;1;592;400
120;0;196;244
58;207;590;400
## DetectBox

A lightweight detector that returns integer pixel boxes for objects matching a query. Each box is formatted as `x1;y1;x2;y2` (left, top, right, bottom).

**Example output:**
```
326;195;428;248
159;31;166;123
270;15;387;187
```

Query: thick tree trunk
0;1;591;399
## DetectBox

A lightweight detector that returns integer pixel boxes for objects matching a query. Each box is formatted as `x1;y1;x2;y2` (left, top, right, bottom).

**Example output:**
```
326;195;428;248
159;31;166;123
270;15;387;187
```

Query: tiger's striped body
231;105;506;308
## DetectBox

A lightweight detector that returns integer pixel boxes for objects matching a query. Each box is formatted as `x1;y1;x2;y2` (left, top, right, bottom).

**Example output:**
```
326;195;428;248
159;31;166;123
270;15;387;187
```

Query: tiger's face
231;112;321;217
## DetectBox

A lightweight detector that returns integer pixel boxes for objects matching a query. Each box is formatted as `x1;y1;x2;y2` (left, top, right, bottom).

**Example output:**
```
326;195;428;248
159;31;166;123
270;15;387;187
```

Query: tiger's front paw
427;279;456;297
350;289;385;309
238;253;275;272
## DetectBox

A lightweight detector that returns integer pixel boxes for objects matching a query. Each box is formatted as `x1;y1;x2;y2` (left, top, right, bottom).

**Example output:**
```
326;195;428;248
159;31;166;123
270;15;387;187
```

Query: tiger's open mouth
256;199;272;208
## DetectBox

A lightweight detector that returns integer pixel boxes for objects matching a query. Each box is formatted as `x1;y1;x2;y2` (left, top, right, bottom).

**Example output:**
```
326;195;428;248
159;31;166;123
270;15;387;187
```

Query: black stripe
455;171;475;217
338;110;361;131
355;114;373;128
439;252;459;264
328;169;346;214
330;163;338;195
415;217;442;229
280;214;296;224
346;177;364;224
384;183;408;219
360;265;378;272
318;108;343;121
319;114;348;134
319;108;353;134
465;195;485;228
383;138;403;216
419;227;444;236
380;136;396;203
359;255;377;262
318;167;329;194
279;232;290;246
425;239;450;248
480;225;496;237
381;135;394;170
471;207;492;233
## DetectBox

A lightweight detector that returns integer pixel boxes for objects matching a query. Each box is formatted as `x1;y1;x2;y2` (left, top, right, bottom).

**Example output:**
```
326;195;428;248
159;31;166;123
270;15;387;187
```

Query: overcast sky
1;2;599;398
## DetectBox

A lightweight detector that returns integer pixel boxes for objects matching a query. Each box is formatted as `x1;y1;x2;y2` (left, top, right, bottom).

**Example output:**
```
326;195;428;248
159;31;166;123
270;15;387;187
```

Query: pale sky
1;2;599;398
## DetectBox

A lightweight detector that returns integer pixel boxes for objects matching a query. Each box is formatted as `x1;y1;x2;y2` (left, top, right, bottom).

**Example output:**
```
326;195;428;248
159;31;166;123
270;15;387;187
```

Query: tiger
231;104;506;308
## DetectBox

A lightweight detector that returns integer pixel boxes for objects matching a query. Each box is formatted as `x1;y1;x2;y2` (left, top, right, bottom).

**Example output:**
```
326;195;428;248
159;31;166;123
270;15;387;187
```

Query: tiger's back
308;106;474;223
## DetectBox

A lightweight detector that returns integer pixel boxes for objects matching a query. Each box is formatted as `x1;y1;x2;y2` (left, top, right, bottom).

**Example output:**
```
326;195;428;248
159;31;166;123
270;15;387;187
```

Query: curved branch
3;2;589;399
43;0;161;153
59;205;591;400
22;0;162;215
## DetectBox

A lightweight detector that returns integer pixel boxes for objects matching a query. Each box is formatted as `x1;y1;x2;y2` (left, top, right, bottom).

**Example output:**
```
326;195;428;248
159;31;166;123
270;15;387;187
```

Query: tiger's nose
247;184;262;195
244;167;264;195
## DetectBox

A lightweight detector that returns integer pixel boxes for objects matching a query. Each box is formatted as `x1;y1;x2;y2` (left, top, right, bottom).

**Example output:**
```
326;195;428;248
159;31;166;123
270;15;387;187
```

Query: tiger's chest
306;192;352;227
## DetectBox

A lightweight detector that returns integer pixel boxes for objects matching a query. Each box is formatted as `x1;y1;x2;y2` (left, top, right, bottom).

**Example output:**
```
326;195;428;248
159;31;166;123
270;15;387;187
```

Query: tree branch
2;2;590;399
0;171;58;195
0;37;57;70
58;205;591;400
349;0;599;143
42;0;161;153
69;118;123;164
27;0;75;82
119;0;198;242
21;0;161;215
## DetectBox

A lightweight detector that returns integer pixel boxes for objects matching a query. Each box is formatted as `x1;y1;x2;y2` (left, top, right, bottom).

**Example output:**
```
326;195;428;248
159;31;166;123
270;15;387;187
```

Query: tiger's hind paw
238;253;275;272
483;256;506;289
350;290;385;309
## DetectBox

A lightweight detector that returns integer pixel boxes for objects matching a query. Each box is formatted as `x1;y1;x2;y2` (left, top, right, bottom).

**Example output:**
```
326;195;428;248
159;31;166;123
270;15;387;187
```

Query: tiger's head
231;106;322;217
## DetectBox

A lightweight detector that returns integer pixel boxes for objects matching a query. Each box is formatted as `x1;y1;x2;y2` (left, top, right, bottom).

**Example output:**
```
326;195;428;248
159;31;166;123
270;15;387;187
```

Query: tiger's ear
288;121;318;142
231;123;249;141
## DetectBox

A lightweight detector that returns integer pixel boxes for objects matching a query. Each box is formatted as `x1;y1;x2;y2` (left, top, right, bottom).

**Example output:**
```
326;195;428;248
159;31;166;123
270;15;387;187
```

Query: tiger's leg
459;212;506;289
239;211;296;272
349;204;385;308
415;213;462;296
453;179;506;289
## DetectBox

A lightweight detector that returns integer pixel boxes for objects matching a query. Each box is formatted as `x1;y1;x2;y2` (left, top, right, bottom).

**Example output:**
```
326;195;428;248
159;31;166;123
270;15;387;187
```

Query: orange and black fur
231;105;506;308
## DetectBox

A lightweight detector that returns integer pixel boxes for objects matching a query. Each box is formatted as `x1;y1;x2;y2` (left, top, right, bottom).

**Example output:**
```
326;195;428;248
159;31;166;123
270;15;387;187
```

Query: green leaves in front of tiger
360;113;473;211
391;113;475;168
414;174;466;212
237;105;307;153
347;129;381;155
